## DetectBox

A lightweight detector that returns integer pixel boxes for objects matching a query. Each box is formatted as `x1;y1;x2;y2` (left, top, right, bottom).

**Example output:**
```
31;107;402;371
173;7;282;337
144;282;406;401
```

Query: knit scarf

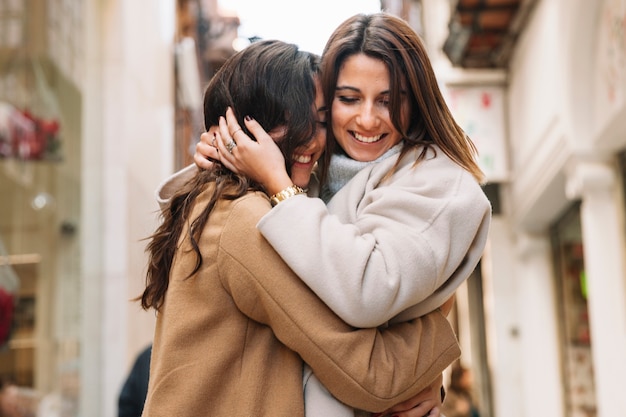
320;142;403;203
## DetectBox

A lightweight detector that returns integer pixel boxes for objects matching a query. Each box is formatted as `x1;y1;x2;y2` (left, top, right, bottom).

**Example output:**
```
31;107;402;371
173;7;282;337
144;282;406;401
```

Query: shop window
0;259;37;387
551;202;596;417
1;1;82;414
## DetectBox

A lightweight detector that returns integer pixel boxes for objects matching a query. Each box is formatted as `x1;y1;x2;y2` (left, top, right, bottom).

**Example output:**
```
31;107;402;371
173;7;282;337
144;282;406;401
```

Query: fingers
383;404;437;417
196;124;238;172
409;403;437;417
214;107;289;188
380;374;443;417
223;108;247;151
194;131;218;169
391;406;440;417
217;116;235;154
225;106;276;148
193;141;217;170
225;107;243;139
200;130;214;147
218;112;241;156
383;399;437;417
214;130;238;172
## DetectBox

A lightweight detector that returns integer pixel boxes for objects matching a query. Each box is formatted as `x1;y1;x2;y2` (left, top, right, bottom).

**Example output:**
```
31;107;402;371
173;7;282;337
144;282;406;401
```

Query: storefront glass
1;1;82;414
551;203;597;417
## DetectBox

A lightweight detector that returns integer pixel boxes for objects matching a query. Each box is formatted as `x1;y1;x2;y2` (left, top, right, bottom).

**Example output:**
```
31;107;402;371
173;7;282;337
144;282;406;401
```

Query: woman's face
331;53;409;162
289;77;327;188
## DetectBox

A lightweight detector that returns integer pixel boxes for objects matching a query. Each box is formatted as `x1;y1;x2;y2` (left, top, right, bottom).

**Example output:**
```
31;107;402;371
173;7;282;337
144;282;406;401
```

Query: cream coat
259;146;492;327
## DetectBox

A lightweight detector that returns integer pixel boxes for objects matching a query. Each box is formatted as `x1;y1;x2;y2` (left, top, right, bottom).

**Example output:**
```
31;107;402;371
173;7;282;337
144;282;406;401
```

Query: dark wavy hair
140;40;320;311
319;13;484;183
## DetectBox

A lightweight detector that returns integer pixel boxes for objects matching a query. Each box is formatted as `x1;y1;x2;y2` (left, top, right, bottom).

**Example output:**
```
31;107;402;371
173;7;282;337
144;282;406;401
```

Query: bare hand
215;107;291;194
194;131;218;170
373;374;443;417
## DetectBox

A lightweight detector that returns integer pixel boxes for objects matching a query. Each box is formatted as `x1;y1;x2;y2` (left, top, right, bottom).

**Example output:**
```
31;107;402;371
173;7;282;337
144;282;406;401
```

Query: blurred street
1;0;625;416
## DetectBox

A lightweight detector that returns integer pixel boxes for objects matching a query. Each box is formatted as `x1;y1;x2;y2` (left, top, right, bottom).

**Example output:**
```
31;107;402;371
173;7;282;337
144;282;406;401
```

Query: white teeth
354;132;382;143
293;154;312;163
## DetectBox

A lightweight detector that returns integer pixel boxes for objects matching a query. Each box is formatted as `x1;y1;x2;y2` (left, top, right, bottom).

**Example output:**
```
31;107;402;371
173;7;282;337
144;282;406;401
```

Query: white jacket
258;146;491;328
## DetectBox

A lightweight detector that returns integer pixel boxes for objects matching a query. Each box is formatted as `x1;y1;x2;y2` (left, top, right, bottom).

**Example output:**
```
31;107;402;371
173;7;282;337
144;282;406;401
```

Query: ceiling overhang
443;0;538;69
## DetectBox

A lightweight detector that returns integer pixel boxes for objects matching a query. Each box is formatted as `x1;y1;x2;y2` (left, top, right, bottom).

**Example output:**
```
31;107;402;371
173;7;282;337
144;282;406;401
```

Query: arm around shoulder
219;198;461;412
257;159;492;327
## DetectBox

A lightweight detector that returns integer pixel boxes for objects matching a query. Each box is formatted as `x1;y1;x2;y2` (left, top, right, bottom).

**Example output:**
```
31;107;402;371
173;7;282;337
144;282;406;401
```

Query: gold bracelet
270;185;306;207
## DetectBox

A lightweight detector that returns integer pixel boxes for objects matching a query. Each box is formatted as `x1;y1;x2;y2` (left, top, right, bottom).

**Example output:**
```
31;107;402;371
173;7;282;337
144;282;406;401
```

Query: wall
503;0;582;415
505;0;626;416
81;1;175;415
507;0;572;231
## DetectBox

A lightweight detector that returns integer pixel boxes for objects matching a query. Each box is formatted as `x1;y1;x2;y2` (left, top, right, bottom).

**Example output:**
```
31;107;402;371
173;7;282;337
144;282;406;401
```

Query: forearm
223;245;460;411
258;195;443;327
220;195;462;412
258;168;491;327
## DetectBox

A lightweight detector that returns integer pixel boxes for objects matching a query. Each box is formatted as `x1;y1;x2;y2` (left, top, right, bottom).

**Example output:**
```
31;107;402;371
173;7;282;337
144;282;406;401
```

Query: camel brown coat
142;184;460;417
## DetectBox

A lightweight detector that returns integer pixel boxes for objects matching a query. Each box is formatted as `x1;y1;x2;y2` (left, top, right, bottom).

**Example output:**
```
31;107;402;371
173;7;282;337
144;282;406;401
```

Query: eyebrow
335;86;360;93
335;85;391;95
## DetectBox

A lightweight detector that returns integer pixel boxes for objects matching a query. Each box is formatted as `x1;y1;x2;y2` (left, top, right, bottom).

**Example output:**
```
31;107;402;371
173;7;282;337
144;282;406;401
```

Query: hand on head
194;106;286;179
195;107;292;195
194;131;218;170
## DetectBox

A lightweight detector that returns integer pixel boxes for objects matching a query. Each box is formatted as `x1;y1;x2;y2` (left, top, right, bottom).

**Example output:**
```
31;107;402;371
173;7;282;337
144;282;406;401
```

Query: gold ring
231;128;242;137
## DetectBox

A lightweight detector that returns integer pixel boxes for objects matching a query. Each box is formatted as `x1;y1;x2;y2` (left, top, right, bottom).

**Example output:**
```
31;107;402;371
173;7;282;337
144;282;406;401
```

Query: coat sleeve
218;197;461;412
257;156;491;327
155;164;198;209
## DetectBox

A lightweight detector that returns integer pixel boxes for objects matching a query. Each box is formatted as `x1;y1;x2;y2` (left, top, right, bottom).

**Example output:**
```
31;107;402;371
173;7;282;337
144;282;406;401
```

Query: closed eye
337;96;359;104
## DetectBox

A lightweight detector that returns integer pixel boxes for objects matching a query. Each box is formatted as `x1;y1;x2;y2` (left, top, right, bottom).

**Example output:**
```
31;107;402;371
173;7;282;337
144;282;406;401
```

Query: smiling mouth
353;132;383;143
293;154;313;164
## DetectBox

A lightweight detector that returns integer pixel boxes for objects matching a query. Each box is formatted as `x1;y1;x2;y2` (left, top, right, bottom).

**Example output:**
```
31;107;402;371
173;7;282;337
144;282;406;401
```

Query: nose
306;126;326;152
356;102;380;130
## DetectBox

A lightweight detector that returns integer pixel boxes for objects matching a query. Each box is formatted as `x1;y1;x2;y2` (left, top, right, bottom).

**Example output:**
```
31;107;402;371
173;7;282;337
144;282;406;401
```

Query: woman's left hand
216;107;292;194
193;130;219;171
372;374;443;417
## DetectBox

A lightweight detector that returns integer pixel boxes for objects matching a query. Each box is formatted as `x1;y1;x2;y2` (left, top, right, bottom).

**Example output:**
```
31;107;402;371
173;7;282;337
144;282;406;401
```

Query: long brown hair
319;12;485;183
140;40;320;311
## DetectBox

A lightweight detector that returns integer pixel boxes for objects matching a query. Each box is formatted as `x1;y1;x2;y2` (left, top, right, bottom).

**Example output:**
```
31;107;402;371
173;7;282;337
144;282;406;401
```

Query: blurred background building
0;0;624;416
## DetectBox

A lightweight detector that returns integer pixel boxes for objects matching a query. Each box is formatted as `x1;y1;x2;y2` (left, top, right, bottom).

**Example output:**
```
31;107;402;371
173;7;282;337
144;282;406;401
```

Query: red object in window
0;287;14;346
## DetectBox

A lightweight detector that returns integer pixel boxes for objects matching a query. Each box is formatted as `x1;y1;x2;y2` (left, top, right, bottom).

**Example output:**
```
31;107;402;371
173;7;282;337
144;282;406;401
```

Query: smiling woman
330;53;408;162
